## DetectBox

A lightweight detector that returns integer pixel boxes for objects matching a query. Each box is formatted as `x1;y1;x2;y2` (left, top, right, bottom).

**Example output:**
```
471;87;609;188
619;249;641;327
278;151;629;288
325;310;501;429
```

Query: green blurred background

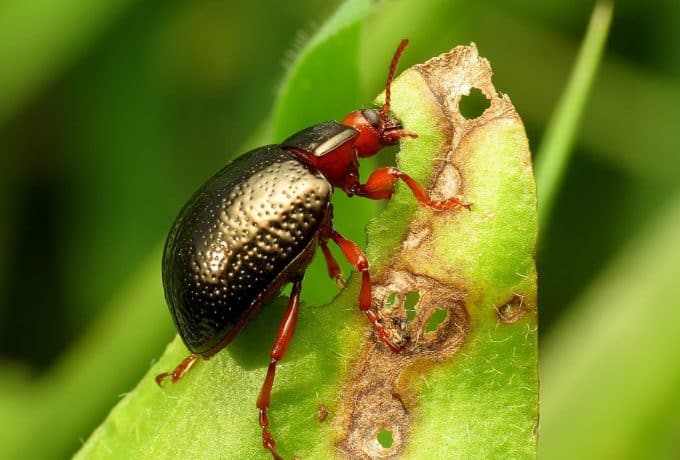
1;0;678;459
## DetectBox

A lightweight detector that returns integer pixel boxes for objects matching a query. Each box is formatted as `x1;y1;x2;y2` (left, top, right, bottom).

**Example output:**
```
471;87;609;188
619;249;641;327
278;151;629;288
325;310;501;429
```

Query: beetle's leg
328;228;400;353
382;128;418;145
351;166;471;211
256;278;302;460
320;236;345;288
155;353;199;386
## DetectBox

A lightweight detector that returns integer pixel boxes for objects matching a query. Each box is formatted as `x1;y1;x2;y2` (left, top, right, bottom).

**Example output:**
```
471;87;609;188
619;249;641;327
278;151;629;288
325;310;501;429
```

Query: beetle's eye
362;109;381;128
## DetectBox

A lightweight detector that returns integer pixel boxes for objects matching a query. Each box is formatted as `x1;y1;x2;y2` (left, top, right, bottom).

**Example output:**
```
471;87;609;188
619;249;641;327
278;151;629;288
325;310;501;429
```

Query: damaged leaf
75;45;537;460
337;44;538;459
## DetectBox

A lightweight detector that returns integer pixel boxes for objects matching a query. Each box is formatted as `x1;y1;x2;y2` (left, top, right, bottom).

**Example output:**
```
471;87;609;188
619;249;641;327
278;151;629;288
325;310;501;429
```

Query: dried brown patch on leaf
335;271;469;459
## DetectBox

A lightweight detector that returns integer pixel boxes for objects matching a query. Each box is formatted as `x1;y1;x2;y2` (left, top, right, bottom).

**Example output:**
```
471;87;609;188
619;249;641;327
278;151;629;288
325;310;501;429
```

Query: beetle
156;39;469;460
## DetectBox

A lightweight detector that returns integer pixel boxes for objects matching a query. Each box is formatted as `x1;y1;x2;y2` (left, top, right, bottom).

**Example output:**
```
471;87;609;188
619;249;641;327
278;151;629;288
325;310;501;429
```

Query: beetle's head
341;108;413;157
341;39;417;158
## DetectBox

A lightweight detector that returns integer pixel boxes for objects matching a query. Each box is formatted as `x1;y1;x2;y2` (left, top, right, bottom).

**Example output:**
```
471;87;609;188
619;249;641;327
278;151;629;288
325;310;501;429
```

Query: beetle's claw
376;323;405;353
155;372;171;387
459;200;473;210
334;275;346;289
429;196;472;212
384;339;402;354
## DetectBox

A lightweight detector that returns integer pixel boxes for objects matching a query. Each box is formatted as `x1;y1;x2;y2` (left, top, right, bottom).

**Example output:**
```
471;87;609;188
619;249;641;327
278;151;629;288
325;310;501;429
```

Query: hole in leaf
376;428;393;448
385;292;396;311
404;291;419;322
459;87;490;119
424;308;448;333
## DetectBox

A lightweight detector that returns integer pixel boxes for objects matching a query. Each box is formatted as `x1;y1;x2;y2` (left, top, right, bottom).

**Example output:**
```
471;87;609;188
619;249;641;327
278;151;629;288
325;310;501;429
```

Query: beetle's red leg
352;166;471;211
328;229;400;353
256;278;302;460
320;236;345;288
155;353;199;386
382;128;418;145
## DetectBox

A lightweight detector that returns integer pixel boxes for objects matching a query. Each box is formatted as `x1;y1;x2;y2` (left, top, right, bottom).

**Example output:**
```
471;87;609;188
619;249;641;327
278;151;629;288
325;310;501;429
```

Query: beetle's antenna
381;38;409;116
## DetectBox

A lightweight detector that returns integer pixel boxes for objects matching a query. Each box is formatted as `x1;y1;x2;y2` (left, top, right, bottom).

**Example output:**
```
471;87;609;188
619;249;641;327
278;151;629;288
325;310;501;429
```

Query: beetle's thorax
281;121;361;190
287;143;359;190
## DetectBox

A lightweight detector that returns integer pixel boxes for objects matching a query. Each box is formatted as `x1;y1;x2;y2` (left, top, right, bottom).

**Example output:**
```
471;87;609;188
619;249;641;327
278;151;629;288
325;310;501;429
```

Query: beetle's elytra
162;146;332;355
156;40;470;460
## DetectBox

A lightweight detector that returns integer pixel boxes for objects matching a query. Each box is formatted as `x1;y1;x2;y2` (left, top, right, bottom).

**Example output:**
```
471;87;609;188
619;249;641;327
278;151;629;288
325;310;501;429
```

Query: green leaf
535;1;613;229
539;191;680;459
75;43;537;459
370;46;538;459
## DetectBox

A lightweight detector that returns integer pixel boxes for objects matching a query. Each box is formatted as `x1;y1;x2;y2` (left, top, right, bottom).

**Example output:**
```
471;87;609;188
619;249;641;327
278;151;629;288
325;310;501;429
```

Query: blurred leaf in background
1;0;679;459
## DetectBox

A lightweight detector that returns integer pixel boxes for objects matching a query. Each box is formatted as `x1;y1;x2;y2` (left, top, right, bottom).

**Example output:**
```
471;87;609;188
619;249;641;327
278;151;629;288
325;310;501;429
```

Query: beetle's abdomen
163;146;332;355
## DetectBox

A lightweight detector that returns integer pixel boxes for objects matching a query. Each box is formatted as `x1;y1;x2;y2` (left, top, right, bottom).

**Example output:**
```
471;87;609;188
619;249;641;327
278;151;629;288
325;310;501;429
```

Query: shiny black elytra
162;145;332;356
156;39;469;460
